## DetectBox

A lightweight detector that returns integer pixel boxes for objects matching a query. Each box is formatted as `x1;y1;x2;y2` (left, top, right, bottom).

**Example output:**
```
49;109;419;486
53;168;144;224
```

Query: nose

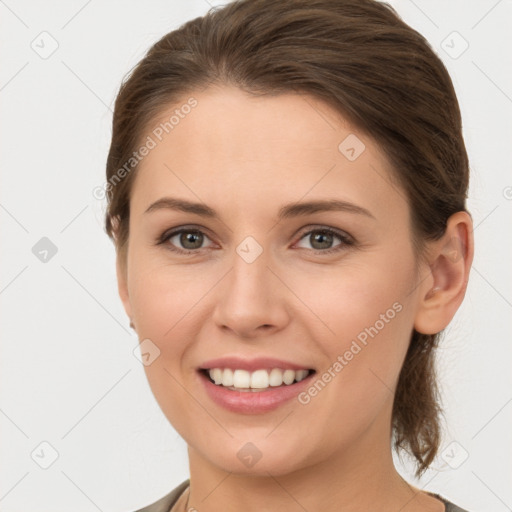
211;249;290;339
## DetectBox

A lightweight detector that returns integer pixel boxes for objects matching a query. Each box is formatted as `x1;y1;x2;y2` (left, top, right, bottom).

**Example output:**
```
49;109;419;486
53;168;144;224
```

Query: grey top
133;479;471;512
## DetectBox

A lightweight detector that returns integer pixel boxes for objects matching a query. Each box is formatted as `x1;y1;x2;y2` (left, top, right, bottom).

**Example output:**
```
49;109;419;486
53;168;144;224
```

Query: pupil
181;232;202;249
312;232;333;249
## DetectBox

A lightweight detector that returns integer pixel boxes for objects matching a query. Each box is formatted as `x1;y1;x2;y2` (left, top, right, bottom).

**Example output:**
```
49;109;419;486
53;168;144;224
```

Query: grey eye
169;230;211;250
296;230;343;251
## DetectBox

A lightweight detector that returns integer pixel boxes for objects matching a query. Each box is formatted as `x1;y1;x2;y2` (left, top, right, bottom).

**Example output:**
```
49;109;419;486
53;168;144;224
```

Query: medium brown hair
104;0;470;476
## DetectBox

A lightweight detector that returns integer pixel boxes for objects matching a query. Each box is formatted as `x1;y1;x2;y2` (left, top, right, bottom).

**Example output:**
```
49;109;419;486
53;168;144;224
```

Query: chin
211;452;304;477
191;435;317;478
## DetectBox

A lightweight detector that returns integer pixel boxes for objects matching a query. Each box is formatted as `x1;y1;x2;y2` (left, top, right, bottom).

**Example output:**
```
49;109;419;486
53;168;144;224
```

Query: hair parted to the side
104;0;470;477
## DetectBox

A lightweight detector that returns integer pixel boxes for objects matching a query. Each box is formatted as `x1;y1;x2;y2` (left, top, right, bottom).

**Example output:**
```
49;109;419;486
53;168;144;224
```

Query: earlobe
414;211;474;335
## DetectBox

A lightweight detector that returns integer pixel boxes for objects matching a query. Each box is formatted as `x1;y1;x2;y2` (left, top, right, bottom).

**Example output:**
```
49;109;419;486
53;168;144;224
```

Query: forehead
130;86;408;224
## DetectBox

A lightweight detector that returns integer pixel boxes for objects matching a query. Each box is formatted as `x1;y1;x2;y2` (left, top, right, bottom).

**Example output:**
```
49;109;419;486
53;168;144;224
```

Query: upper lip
199;356;314;372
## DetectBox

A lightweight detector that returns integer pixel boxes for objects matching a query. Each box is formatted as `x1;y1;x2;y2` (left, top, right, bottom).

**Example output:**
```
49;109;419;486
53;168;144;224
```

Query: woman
104;0;474;510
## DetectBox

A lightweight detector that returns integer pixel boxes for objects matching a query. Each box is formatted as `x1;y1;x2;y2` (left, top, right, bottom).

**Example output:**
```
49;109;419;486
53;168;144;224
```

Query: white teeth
282;369;295;385
211;368;223;385
233;369;250;388
295;369;309;382
268;368;283;387
207;367;311;389
222;368;234;387
250;369;269;389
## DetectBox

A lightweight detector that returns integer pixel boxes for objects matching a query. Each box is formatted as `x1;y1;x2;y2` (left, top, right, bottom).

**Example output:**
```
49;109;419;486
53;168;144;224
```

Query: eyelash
156;225;355;256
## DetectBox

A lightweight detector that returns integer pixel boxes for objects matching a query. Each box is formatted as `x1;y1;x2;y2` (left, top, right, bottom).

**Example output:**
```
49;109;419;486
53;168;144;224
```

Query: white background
1;0;511;510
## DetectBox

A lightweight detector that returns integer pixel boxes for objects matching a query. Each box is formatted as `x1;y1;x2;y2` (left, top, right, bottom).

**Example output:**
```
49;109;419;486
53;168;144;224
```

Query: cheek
291;256;415;420
292;301;413;457
289;254;414;350
128;255;217;340
129;263;214;440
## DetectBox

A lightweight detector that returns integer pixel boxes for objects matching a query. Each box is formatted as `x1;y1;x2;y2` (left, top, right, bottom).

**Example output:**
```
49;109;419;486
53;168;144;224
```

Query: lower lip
198;370;315;414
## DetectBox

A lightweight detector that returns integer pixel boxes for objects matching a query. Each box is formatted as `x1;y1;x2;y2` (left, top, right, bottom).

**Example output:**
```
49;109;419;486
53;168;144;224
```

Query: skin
116;85;473;512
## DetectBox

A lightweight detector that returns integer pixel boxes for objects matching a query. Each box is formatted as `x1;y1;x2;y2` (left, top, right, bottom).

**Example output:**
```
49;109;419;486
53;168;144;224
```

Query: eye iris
181;231;203;249
311;231;333;250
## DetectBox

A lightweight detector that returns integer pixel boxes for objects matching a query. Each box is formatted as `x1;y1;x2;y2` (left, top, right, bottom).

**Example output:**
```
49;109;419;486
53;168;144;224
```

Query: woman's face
117;86;428;476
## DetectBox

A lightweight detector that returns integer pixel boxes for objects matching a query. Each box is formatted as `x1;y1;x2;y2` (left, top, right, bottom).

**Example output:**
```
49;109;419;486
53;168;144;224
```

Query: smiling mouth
199;367;316;392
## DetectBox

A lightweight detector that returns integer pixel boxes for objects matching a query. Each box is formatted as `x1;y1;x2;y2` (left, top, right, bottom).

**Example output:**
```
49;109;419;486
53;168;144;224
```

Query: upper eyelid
162;225;215;243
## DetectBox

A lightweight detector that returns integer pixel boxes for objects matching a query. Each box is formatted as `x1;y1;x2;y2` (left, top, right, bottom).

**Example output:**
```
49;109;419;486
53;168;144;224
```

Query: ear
111;215;134;327
116;252;133;325
414;211;474;335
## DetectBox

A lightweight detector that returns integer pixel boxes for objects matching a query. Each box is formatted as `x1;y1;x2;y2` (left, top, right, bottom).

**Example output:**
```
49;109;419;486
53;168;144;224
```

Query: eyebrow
144;197;375;220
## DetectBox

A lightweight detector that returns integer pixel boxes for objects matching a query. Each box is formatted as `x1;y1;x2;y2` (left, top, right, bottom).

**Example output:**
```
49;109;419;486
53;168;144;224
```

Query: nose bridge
228;229;272;294
212;236;288;336
227;239;273;311
232;240;269;297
